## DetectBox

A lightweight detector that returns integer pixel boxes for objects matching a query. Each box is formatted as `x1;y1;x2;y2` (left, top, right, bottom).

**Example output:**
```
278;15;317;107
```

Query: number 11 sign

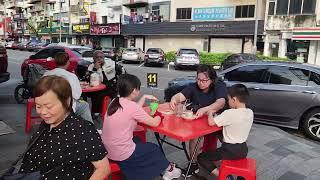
147;73;158;88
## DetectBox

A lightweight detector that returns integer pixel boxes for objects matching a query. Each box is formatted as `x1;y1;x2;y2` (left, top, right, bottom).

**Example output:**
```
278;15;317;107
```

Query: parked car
34;42;50;51
11;41;20;50
221;53;261;70
5;41;14;49
0;45;9;83
164;61;320;141
102;47;121;61
20;45;91;77
17;41;30;51
26;41;40;51
175;48;200;69
122;48;144;63
144;48;166;67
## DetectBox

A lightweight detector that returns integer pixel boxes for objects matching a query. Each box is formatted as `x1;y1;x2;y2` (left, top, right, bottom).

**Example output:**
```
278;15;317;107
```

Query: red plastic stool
218;158;256;180
101;96;110;119
202;134;218;152
104;161;123;180
25;98;42;133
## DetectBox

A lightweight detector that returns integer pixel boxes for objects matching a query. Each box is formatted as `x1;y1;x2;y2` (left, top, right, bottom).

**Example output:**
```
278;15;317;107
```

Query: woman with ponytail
101;74;181;180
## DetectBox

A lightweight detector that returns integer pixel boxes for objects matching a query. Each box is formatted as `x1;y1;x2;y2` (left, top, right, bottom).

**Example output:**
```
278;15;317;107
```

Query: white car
122;48;144;63
175;48;200;69
5;41;14;49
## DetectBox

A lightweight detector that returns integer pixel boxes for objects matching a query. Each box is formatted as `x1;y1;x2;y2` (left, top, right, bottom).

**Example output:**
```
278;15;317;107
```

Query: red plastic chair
101;96;147;143
25;98;42;133
202;134;218;152
218;158;256;180
104;161;123;180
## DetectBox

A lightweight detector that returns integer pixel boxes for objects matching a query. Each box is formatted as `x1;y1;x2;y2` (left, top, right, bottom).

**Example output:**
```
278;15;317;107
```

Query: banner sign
90;23;120;35
193;6;235;21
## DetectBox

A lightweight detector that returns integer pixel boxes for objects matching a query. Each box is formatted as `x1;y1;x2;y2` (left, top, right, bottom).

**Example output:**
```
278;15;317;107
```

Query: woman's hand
143;94;158;101
195;107;208;118
170;97;178;110
94;61;102;69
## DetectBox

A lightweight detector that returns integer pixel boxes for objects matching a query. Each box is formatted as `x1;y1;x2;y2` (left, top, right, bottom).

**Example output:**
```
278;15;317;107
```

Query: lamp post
252;0;259;55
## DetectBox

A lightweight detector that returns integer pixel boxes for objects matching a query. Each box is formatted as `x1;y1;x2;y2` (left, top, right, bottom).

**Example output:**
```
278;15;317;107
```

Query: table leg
181;142;190;161
184;137;201;180
154;132;165;155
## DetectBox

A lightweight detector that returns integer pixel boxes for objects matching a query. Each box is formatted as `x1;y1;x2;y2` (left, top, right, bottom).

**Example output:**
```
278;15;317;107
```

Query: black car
221;53;261;70
103;47;121;61
164;61;320;141
144;48;166;67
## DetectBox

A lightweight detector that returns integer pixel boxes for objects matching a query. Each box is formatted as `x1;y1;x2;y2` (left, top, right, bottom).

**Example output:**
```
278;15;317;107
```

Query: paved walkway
0;104;320;179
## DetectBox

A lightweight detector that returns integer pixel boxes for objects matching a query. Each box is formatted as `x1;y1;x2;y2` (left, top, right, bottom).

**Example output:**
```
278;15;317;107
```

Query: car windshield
103;48;115;52
147;49;160;53
125;48;138;52
179;49;198;55
71;49;82;57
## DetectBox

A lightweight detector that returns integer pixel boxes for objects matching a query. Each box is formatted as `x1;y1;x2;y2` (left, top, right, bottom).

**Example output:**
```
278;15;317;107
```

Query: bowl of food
181;111;197;120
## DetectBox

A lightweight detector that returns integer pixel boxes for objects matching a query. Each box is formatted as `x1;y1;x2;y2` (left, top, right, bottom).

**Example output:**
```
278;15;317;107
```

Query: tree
27;16;47;38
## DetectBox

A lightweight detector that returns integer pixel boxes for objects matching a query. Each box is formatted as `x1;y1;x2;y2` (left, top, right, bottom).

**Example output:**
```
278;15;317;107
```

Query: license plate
149;55;158;58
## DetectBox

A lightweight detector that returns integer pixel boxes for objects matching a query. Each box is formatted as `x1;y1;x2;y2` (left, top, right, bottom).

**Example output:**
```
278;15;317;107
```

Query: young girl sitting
101;74;181;180
197;84;253;178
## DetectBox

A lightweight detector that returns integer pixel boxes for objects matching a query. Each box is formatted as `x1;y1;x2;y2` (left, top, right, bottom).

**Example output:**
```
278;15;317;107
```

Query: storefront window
302;0;316;14
235;5;255;18
275;0;316;15
289;0;302;14
276;0;289;15
268;1;276;15
176;8;191;20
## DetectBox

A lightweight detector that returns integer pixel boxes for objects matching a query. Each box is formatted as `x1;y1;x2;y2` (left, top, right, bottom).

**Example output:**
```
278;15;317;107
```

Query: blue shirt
181;80;227;112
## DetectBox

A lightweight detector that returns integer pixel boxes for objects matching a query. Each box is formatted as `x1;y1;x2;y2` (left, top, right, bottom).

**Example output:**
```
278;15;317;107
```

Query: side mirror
46;57;53;61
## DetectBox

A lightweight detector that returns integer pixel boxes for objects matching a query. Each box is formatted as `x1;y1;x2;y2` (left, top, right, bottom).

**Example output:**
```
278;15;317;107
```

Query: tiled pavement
0;104;320;179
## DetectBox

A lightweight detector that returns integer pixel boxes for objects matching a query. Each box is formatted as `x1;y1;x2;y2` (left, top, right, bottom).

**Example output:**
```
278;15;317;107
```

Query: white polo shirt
214;108;253;144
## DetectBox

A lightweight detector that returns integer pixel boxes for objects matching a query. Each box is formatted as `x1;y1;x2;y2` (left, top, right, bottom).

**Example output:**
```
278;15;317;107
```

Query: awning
292;27;320;40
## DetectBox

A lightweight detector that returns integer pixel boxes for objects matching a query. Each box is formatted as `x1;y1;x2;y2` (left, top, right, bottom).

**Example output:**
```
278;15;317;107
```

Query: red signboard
90;12;96;25
90;23;120;35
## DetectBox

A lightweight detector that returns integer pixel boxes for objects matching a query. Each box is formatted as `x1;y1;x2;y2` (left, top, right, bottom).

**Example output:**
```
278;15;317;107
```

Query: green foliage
257;55;289;61
199;52;231;65
164;51;176;62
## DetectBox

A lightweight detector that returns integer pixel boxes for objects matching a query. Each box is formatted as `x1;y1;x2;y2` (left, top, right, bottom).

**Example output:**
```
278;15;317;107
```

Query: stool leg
25;101;32;133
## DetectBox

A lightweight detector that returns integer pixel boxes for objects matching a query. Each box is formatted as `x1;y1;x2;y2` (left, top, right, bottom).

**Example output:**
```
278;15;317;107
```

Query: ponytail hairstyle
107;74;141;116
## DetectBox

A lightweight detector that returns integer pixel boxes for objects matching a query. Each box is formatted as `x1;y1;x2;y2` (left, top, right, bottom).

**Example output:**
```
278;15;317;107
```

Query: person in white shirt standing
44;52;93;123
197;84;253;178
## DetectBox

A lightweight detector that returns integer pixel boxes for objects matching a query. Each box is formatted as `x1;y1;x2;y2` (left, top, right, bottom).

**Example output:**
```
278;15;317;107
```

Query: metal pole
59;1;62;42
252;0;259;55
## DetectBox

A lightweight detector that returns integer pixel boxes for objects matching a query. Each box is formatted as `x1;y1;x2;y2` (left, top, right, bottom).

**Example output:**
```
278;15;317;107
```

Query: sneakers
162;163;182;180
181;163;199;177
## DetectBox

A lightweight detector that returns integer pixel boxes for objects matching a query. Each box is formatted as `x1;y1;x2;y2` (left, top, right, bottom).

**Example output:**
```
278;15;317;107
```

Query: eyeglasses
197;78;210;83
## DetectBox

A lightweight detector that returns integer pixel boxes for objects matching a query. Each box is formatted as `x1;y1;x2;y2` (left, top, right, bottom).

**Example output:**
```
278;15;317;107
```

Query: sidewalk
0;103;320;179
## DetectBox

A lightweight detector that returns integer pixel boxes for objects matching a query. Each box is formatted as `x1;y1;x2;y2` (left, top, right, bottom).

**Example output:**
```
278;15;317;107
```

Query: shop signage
90;12;97;25
190;23;225;32
147;73;158;88
90;23;120;35
72;24;90;34
193;6;235;21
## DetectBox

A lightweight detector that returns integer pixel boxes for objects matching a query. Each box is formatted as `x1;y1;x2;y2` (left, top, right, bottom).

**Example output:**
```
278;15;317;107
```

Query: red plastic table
81;84;106;93
143;103;222;178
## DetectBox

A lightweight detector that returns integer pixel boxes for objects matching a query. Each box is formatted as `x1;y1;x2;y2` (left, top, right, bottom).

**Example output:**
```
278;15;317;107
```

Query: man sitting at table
43;52;93;123
197;84;253;179
169;65;227;176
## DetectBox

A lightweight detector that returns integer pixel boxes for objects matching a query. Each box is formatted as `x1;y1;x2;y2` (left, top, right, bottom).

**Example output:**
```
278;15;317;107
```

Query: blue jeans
75;100;93;123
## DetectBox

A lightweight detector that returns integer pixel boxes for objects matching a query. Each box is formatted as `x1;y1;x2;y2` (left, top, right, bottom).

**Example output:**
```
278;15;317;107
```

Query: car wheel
14;84;31;104
174;65;180;70
302;108;320;141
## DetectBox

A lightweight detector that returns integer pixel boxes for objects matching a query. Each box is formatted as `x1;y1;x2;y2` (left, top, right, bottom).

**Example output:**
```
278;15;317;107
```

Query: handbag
0;130;45;180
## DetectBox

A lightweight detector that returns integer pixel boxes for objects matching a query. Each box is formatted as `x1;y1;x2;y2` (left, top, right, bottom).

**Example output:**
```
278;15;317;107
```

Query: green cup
150;101;159;116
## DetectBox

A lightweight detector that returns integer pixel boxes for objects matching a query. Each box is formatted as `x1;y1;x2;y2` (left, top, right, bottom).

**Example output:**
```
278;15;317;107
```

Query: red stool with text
25;98;42;133
104;161;123;180
101;96;147;143
218;158;256;180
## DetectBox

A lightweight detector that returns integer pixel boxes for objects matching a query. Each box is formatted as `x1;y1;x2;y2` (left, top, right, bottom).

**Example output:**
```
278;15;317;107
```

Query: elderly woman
19;76;110;179
85;50;118;116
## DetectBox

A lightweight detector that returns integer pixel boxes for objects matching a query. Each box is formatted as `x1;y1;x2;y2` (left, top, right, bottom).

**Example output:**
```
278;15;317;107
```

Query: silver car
175;48;200;69
122;48;144;63
165;61;320;141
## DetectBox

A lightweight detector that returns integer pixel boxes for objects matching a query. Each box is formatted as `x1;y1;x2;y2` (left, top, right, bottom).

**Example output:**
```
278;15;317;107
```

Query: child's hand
144;95;158;101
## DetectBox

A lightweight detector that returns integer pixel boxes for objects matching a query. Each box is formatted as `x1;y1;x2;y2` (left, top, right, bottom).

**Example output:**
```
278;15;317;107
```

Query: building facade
122;0;266;53
264;0;320;64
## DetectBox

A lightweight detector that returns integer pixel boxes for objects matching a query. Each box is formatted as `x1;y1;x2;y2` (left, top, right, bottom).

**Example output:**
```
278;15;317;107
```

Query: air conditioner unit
108;12;114;18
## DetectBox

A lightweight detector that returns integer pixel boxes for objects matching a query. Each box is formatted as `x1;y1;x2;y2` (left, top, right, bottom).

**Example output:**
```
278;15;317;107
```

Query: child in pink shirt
102;74;181;180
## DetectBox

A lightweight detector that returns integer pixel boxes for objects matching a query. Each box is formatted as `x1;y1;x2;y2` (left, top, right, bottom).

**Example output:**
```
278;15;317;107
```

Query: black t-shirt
20;113;107;180
181;80;227;112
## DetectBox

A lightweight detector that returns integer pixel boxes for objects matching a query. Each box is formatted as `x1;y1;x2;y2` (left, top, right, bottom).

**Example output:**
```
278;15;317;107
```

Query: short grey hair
93;50;104;58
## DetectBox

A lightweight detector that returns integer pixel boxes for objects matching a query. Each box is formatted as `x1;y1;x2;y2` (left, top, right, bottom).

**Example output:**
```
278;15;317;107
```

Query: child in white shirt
197;84;253;177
